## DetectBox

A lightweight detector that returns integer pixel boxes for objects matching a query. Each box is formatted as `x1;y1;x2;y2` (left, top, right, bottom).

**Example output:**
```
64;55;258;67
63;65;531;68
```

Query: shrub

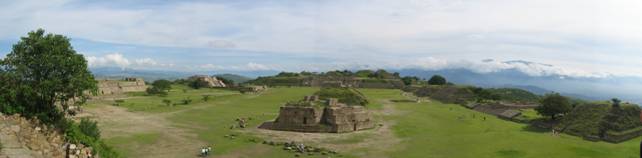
190;80;211;89
146;87;167;96
113;100;125;106
162;99;172;106
79;118;101;140
202;95;211;102
65;119;119;158
181;98;193;105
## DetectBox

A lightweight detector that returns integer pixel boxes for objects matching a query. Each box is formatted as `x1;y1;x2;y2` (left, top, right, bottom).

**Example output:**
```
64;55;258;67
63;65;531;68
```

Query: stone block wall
262;97;375;133
96;78;147;95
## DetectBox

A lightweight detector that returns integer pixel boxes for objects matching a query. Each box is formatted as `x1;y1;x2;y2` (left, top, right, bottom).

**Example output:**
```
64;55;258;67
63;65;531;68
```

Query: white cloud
134;58;158;66
396;57;610;78
198;62;276;71
86;53;171;69
3;0;642;77
86;53;130;68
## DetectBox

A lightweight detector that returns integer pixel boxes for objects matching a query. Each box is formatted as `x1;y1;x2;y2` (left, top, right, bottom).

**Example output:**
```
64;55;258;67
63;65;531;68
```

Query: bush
113;100;125;106
65;119;120;158
181;98;193;105
189;79;211;89
146;87;167;96
79;118;100;140
162;99;172;106
202;95;211;102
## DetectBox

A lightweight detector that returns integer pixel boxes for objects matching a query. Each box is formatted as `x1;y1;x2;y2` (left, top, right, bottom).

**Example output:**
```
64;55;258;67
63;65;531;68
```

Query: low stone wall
0;114;93;158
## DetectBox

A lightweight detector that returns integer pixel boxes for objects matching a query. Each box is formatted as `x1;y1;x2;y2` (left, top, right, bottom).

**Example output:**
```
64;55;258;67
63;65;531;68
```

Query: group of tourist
200;145;213;157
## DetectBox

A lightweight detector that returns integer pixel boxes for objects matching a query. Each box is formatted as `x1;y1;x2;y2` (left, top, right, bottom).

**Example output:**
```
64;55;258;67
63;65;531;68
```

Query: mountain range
90;64;642;105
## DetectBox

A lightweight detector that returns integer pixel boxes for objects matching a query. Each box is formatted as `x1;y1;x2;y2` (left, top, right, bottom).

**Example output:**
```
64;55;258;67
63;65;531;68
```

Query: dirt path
244;99;404;158
84;105;206;158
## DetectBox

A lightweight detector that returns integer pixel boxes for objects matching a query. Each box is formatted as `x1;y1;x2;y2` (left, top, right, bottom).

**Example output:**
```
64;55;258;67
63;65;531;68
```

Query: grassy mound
314;88;368;106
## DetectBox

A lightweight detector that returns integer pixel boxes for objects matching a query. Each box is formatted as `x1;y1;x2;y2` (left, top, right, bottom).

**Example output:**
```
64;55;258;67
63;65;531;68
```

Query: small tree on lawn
147;79;172;95
611;98;621;108
535;93;571;120
152;79;172;92
202;95;211;102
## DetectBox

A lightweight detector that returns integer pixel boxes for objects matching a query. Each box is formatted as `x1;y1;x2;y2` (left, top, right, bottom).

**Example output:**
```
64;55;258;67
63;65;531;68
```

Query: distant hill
91;67;193;81
214;74;253;84
396;68;642;104
90;67;254;82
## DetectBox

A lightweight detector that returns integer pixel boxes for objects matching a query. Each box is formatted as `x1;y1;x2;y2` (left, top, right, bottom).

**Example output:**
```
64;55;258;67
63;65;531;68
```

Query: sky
1;0;642;78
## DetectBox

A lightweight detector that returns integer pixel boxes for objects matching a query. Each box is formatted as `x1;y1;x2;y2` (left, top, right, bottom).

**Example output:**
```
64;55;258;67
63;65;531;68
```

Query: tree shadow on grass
390;99;416;103
521;124;550;133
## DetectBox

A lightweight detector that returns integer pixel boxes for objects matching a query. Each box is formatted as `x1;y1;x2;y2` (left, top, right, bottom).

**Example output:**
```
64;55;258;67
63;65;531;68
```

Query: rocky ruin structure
259;96;375;133
239;85;268;94
0;114;93;158
96;77;147;95
189;75;226;88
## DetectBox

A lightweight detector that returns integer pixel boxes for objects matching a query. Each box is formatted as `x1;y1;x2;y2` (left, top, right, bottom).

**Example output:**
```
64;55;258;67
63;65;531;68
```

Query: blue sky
1;0;642;77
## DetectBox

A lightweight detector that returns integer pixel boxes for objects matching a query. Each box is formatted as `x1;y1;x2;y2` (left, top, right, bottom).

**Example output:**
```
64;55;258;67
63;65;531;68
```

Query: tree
535;93;571;120
428;75;447;85
401;76;419;86
0;29;96;124
189;79;210;89
152;79;172;92
611;98;621;108
147;79;171;95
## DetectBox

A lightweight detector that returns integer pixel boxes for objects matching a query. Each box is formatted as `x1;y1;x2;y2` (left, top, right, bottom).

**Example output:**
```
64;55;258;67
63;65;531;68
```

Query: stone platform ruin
189;75;227;88
259;96;375;133
97;77;147;95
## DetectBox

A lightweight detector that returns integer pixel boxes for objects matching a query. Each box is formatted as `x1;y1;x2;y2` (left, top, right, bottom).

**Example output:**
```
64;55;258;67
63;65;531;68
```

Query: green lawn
97;87;640;158
359;89;639;158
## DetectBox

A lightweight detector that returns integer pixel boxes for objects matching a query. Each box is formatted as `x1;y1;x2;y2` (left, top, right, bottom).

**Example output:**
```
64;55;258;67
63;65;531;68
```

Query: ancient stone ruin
96;77;147;95
0;114;93;158
238;85;268;94
189;75;227;88
259;96;375;133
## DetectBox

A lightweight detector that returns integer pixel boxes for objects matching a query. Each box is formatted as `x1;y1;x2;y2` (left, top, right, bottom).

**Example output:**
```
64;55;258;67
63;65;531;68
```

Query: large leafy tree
535;93;571;120
0;29;96;124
